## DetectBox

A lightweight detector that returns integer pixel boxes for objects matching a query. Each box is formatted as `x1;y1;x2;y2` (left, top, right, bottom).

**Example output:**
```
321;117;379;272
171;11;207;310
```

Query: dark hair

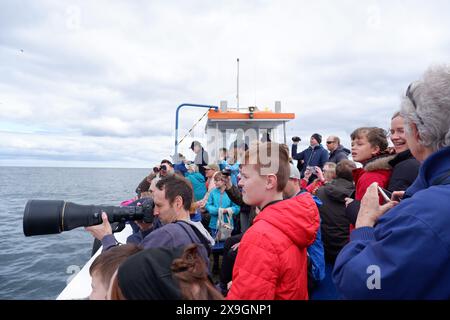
171;244;224;300
350;127;389;152
89;244;143;288
160;159;173;167
335;160;357;182
219;147;227;153
156;175;193;211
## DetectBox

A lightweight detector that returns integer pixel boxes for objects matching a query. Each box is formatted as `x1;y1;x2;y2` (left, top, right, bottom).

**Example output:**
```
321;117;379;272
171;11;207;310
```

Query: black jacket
328;145;350;164
316;178;355;263
225;185;256;233
387;150;420;192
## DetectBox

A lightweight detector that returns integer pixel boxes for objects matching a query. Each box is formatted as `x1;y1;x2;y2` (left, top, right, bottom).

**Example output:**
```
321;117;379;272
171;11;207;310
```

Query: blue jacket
332;146;450;299
173;163;187;176
206;188;240;230
297;191;325;282
185;172;207;201
292;144;329;177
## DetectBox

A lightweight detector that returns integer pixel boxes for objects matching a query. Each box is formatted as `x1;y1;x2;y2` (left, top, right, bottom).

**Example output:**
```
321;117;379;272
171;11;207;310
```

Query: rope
177;108;212;146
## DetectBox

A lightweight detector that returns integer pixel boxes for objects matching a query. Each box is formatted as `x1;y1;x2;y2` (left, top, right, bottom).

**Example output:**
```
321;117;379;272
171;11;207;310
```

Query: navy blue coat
292;144;329;177
333;146;450;299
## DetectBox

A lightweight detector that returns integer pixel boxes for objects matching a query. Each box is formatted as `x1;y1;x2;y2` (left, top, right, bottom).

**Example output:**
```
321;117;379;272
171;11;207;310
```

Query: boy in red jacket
345;127;394;226
226;142;320;300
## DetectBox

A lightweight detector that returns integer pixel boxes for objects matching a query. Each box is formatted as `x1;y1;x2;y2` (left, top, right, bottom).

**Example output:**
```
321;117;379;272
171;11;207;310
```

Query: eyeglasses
406;82;425;126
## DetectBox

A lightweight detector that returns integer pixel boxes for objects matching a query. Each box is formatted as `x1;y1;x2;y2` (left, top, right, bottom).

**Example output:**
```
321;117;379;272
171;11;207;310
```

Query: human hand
315;166;324;181
392;191;405;202
304;168;312;180
85;212;112;241
231;242;240;251
227;281;233;291
355;183;399;228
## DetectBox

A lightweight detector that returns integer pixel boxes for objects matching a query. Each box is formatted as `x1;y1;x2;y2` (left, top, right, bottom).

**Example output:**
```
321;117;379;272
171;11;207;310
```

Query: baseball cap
289;163;301;180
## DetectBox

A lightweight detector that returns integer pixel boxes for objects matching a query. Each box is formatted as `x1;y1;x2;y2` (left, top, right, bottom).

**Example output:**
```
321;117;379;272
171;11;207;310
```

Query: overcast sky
1;0;449;168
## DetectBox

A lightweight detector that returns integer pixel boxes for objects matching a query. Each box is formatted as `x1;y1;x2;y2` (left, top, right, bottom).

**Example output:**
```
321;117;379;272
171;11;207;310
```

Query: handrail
174;103;218;160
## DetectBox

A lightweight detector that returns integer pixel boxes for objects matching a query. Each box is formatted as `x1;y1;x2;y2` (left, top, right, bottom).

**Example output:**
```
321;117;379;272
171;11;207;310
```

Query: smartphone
377;186;391;203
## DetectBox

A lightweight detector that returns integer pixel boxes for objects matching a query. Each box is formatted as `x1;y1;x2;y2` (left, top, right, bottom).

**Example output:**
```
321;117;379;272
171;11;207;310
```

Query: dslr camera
292;136;301;143
23;198;155;237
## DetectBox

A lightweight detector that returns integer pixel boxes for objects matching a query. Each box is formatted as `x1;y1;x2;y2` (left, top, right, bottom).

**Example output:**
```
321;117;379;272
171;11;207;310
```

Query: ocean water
0;166;149;300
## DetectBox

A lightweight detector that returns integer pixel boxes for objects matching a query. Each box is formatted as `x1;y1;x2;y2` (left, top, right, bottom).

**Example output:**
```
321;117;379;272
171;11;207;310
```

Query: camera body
306;166;317;175
221;168;232;176
292;136;301;143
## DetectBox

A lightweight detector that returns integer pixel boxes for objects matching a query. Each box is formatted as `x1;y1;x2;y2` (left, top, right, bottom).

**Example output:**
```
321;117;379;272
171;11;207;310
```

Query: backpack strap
176;220;212;256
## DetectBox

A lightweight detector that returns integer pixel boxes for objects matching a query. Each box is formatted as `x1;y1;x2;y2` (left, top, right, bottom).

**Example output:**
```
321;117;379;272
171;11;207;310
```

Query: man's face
326;137;337;152
283;178;298;199
238;165;268;207
193;145;201;153
310;137;319;146
152;188;177;225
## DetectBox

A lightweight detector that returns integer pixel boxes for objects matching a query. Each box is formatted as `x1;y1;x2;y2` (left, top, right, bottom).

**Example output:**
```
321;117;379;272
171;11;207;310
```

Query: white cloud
1;0;450;167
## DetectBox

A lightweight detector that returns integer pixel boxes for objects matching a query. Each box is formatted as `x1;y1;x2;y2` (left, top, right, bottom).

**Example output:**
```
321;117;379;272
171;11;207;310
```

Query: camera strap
176;220;212;256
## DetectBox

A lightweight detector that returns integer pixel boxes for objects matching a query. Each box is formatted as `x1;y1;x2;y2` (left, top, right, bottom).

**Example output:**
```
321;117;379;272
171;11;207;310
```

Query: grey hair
400;65;450;152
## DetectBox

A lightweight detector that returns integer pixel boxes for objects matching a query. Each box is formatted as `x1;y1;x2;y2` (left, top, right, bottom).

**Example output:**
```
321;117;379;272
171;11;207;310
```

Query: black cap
311;133;322;144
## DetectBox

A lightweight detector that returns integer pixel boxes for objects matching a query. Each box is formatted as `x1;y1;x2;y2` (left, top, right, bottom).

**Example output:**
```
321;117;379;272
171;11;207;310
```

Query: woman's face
89;271;108;300
390;116;409;153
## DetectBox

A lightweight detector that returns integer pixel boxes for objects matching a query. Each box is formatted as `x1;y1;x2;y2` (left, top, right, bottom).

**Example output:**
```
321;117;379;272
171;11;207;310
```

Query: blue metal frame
174;103;218;159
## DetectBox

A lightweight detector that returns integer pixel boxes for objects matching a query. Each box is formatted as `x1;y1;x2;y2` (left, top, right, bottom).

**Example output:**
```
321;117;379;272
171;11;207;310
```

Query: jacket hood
186;172;205;183
405;146;450;197
323;178;355;202
186;220;216;246
254;194;319;248
363;154;395;172
338;145;351;155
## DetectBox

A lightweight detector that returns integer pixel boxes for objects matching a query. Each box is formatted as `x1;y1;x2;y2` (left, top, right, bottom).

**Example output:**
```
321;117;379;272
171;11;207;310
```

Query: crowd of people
84;65;450;300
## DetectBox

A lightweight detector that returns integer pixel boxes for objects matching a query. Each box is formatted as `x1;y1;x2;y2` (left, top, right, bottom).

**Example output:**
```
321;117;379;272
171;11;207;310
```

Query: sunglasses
326;141;335;144
406;83;425;125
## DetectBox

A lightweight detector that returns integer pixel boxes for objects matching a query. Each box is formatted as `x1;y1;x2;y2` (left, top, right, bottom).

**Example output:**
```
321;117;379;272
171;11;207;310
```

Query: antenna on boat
236;58;240;111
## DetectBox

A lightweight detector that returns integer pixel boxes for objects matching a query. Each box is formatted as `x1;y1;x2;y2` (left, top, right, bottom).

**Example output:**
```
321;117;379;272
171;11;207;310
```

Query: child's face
351;136;380;163
238;165;269;207
89;271;108;300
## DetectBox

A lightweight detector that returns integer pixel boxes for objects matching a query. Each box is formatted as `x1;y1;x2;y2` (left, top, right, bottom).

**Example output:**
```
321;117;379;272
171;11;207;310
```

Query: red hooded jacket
226;193;320;300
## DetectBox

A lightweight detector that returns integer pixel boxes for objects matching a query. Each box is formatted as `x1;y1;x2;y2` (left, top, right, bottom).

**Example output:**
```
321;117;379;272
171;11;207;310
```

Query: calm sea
0;166;149;300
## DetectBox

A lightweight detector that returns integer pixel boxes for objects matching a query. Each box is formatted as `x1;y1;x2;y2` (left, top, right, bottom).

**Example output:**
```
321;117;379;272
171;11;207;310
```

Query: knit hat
118;246;185;300
311;133;322;144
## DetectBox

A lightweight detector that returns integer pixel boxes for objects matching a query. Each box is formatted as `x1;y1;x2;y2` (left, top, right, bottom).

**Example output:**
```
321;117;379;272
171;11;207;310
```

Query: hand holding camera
292;136;301;143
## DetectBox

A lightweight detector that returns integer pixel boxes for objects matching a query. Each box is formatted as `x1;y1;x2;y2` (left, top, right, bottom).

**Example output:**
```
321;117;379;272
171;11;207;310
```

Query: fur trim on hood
364;154;396;172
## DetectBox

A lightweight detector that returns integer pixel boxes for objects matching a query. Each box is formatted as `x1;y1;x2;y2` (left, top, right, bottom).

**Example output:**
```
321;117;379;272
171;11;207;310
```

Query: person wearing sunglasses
326;136;351;164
